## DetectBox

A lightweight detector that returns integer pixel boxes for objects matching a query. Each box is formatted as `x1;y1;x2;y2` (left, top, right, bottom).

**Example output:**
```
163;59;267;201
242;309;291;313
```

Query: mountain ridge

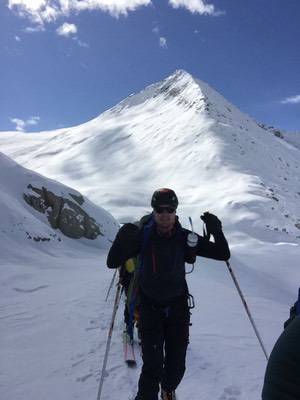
0;70;299;242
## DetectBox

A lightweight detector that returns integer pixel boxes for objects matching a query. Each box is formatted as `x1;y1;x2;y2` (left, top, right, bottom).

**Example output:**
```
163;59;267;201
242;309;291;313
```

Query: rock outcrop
23;184;102;239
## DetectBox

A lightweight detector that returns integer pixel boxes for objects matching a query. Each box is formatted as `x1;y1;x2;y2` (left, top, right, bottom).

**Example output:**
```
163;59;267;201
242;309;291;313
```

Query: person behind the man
262;309;300;399
107;188;230;400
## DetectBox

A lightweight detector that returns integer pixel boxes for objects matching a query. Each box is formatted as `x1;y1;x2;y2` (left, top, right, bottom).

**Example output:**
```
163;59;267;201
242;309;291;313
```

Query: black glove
200;212;222;235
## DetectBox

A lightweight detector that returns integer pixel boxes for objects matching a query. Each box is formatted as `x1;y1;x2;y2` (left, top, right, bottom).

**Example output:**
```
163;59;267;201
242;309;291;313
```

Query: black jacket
107;215;230;304
262;316;300;400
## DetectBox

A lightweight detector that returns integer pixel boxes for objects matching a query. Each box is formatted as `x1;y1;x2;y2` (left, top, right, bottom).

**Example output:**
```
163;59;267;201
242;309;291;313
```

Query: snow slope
0;152;118;257
1;70;300;400
282;131;300;150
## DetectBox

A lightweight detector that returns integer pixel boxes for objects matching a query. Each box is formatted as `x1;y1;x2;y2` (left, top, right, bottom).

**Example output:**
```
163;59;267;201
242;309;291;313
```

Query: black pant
135;297;190;400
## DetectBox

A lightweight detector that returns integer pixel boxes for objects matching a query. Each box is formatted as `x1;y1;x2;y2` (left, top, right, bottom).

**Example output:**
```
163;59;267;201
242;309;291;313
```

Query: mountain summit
1;70;299;241
107;69;254;129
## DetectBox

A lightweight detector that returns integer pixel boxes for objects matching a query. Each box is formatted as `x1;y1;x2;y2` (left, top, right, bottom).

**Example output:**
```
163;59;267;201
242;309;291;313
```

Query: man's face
153;205;176;231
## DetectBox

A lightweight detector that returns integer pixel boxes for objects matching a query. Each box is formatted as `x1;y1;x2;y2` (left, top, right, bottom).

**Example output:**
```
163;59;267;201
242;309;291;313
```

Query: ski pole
188;216;194;232
225;260;269;361
97;281;123;400
105;269;118;302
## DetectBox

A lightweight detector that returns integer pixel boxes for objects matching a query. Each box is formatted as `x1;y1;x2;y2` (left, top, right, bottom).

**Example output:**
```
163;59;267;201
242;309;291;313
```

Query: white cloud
15;35;21;41
10;116;40;131
56;22;77;37
8;0;222;28
159;36;167;49
8;0;152;25
281;95;300;105
8;0;58;25
55;24;89;46
24;24;45;32
10;118;25;131
152;25;167;49
27;116;40;125
77;39;89;48
168;0;221;16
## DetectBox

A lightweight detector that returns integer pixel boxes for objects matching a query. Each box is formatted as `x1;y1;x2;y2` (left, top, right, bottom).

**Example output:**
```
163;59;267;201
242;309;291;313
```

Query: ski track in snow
2;247;298;400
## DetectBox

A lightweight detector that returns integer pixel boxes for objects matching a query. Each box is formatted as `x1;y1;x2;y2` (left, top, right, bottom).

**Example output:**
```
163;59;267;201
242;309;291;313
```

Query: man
107;188;230;400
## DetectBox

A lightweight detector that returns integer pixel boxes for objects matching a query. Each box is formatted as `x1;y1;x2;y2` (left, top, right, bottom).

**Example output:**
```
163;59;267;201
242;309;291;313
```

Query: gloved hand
200;212;222;234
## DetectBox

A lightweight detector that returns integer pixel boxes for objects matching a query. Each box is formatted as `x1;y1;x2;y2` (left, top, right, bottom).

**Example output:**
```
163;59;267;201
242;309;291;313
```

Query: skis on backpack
123;331;136;367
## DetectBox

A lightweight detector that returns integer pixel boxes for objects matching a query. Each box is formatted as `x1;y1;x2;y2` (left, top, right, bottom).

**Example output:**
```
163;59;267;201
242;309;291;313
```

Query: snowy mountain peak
1;70;300;242
106;69;254;133
159;68;196;91
107;69;200;113
156;69;202;102
169;68;192;79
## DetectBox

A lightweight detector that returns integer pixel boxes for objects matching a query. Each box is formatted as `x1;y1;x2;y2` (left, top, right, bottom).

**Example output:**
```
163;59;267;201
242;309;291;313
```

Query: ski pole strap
225;260;269;361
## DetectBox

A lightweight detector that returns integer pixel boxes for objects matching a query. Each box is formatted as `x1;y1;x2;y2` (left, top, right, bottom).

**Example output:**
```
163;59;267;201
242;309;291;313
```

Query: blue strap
138;215;155;272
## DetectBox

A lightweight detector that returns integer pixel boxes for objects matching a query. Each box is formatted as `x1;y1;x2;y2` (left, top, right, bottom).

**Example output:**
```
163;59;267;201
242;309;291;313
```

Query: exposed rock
258;123;285;139
273;130;284;139
23;185;102;240
271;196;279;202
69;193;84;205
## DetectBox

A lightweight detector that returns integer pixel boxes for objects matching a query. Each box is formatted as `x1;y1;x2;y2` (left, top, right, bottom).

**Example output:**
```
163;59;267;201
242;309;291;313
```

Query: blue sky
1;0;299;132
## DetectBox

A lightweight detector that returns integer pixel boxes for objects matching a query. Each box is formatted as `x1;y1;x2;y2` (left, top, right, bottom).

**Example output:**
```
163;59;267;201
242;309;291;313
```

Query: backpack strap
139;215;155;271
126;215;155;340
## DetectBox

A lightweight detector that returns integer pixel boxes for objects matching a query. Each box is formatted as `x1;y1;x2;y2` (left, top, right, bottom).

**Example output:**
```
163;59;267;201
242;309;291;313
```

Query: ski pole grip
187;232;198;247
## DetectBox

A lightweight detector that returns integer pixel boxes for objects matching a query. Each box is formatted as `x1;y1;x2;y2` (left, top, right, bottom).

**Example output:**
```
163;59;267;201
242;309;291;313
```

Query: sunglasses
154;206;176;214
